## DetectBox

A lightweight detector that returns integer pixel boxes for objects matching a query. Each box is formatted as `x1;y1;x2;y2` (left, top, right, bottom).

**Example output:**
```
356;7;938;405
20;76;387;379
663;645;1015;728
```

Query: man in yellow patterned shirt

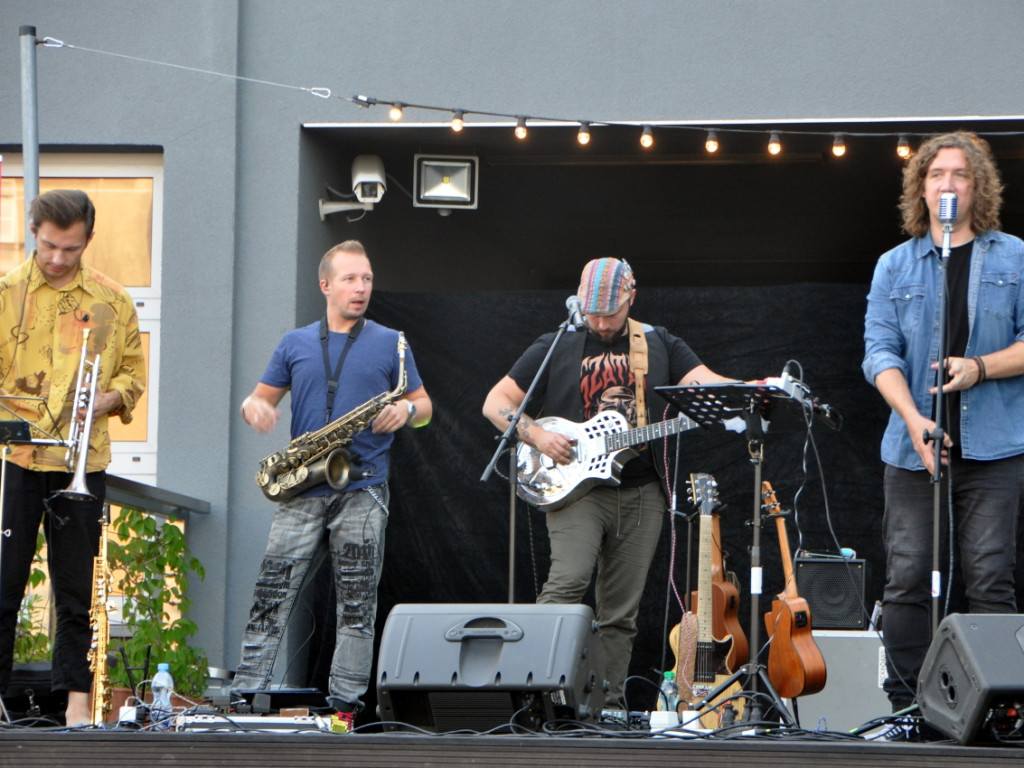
0;189;145;726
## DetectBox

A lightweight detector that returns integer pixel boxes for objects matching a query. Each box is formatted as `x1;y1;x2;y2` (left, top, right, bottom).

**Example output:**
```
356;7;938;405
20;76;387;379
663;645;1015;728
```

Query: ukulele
669;473;748;727
761;481;827;698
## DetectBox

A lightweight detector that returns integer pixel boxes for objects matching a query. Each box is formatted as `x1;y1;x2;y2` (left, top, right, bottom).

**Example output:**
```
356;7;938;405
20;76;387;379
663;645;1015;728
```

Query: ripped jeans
233;483;389;710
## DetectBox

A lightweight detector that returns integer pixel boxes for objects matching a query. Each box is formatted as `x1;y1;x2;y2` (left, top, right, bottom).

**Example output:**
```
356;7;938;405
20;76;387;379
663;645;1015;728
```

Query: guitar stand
654;376;839;728
693;422;796;728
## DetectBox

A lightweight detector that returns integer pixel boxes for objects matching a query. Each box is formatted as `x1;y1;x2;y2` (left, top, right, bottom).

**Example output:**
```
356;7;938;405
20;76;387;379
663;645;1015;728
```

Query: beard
587;323;627;348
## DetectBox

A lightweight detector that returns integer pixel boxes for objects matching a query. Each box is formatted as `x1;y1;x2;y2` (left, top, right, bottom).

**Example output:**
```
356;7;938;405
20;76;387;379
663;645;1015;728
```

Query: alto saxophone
88;505;112;726
255;332;408;501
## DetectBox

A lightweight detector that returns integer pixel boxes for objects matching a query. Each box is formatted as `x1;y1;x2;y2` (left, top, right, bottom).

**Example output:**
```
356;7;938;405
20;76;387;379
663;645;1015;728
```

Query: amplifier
795;557;869;630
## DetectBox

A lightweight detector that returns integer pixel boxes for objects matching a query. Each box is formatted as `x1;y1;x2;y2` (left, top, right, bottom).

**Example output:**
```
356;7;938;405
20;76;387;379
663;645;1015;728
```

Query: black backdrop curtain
303;284;1023;715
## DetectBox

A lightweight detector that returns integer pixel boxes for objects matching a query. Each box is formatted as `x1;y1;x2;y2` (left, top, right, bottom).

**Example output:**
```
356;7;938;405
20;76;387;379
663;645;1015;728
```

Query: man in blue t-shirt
233;240;431;728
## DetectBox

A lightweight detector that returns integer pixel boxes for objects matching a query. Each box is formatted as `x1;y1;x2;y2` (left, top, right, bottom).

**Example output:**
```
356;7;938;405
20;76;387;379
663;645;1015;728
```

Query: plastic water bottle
659;670;680;714
150;662;175;728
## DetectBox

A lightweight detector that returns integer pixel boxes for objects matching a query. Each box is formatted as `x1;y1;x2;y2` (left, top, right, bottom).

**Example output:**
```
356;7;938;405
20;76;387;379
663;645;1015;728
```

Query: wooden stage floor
1;722;1022;768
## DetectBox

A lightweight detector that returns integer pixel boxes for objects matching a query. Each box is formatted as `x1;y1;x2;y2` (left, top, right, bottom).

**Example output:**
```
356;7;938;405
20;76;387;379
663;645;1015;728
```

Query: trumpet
62;329;100;500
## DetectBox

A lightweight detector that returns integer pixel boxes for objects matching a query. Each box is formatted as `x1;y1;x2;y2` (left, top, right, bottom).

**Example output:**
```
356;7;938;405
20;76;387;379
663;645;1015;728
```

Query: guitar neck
696;513;714;643
604;414;698;452
763;482;799;601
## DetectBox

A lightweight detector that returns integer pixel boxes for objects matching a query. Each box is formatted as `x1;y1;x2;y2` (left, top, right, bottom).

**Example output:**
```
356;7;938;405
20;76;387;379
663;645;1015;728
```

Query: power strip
174;713;329;732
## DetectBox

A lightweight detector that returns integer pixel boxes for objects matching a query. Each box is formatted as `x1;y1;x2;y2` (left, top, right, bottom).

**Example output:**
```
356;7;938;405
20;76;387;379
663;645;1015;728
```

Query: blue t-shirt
262;318;423;495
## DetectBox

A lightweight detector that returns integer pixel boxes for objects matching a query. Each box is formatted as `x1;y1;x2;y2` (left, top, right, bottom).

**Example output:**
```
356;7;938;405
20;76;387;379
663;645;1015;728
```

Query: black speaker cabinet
795;557;868;629
376;603;604;732
918;613;1024;745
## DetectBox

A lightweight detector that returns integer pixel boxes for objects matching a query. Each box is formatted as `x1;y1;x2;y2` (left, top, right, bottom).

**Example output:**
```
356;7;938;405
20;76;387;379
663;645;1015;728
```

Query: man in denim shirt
863;131;1024;712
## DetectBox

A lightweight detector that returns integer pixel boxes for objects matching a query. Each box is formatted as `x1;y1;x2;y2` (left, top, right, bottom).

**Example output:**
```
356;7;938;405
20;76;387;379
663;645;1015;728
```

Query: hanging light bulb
577;121;591;146
897;134;912;159
388;102;404;122
450;110;465;132
705;130;719;153
514;117;528;140
768;131;782;156
640;125;654;149
832;134;847;157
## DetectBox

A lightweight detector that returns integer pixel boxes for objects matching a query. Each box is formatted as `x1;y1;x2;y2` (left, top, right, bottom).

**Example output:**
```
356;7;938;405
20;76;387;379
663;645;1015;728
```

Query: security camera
351;154;386;204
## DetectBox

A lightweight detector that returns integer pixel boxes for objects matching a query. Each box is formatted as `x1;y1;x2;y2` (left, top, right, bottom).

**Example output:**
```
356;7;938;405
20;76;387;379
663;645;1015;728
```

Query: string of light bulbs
346;94;1024;159
37;35;1024;160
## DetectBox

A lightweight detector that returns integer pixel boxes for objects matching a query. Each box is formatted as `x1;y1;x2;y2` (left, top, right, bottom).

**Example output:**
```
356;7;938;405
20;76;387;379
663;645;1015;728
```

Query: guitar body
515;413;635;511
515;412;700;510
670;617;746;729
764;596;826;699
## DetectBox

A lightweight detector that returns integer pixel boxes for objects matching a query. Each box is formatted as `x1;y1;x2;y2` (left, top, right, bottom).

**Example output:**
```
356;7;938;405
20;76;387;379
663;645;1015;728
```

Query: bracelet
971;356;987;384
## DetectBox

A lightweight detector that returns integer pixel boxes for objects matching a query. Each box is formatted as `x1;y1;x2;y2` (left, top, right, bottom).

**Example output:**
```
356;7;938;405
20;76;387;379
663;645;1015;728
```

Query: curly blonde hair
899;131;1003;238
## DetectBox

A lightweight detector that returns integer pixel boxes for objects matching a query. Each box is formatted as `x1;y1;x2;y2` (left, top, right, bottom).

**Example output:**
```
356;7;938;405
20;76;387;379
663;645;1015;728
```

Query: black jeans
0;464;105;694
881;456;1023;708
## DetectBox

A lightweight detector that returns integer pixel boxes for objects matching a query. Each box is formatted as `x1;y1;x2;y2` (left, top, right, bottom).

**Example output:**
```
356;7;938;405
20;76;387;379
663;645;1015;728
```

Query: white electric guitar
515;411;702;510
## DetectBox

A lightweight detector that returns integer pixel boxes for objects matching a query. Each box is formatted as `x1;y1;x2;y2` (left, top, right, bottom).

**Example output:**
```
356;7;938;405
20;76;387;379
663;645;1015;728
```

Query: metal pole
20;25;40;259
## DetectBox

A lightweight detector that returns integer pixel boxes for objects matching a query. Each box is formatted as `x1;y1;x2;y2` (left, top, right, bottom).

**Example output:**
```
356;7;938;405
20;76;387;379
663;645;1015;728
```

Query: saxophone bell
323;447;355;491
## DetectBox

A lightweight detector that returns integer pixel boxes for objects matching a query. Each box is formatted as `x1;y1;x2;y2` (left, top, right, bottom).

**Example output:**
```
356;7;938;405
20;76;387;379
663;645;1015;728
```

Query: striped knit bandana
577;258;635;314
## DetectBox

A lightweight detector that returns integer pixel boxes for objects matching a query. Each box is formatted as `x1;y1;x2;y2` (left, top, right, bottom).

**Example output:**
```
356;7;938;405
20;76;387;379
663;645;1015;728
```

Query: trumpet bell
58;464;95;499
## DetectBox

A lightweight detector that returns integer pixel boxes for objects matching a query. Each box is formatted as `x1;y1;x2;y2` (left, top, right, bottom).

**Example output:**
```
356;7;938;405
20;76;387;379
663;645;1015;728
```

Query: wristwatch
404;400;417;422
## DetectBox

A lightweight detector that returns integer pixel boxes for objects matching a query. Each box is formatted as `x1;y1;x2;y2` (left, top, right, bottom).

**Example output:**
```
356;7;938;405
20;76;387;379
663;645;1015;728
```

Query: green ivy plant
12;531;53;664
106;506;208;698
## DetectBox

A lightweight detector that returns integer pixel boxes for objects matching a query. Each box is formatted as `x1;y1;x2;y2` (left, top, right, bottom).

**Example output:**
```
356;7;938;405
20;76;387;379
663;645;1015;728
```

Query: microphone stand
481;315;578;604
924;214;955;637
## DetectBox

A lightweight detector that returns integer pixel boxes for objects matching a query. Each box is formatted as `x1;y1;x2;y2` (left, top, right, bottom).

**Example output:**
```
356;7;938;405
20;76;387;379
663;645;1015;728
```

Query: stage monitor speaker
376;603;604;732
795;557;868;630
918;613;1024;745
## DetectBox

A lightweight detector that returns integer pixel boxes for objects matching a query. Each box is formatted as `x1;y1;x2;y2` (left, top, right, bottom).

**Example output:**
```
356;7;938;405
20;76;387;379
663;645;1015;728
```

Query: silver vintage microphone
939;192;958;225
939;192;958;260
565;295;585;328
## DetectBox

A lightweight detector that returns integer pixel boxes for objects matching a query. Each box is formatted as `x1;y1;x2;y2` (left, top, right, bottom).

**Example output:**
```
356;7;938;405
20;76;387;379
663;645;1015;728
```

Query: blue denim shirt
863;230;1024;469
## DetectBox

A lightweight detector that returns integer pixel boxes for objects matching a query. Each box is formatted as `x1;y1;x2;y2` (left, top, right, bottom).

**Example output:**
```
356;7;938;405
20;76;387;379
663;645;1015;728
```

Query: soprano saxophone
88;505;112;726
255;332;408;501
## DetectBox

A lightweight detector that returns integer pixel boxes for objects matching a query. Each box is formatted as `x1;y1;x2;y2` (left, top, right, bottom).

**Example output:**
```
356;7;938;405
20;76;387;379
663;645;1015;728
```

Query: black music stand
655;378;838;726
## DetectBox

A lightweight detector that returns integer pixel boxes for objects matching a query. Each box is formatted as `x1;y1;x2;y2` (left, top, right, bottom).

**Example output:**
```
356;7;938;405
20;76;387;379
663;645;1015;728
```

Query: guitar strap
627;318;648;428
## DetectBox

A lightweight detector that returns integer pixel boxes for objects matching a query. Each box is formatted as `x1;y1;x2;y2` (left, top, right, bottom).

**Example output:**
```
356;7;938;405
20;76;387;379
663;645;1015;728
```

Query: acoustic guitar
669;473;748;727
761;481;827;698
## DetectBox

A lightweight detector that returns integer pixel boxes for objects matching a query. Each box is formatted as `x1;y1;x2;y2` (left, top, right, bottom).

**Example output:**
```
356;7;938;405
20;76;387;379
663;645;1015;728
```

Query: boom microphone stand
481;298;584;603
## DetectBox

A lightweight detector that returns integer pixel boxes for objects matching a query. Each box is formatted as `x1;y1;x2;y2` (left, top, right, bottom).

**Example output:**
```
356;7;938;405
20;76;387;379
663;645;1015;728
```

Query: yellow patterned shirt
0;255;146;472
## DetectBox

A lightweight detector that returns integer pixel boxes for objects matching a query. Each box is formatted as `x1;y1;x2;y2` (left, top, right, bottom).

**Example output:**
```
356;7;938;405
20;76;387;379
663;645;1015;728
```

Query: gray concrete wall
2;0;1023;673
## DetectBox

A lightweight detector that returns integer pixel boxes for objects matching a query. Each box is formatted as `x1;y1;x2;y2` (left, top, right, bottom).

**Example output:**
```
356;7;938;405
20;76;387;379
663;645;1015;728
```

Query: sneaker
330;710;356;734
